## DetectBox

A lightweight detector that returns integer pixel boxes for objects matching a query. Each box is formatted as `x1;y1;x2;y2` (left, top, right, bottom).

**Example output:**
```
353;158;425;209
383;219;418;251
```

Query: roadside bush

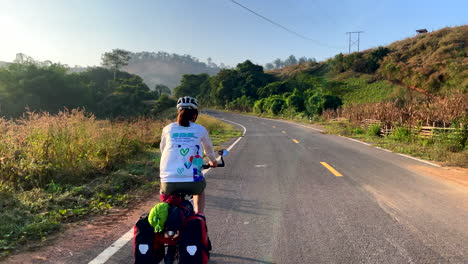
433;125;467;152
352;127;365;134
390;127;412;142
367;124;381;137
253;99;265;114
257;95;286;115
226;95;254;112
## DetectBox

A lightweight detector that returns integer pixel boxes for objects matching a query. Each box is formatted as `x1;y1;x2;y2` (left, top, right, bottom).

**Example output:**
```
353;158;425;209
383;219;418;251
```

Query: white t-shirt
159;122;216;183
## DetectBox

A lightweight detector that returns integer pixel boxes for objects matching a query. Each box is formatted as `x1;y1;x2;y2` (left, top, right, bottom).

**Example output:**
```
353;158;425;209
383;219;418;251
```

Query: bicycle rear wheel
164;245;179;264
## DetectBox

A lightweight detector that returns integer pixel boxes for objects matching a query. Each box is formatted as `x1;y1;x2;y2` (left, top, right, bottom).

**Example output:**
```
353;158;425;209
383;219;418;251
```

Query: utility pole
348;33;351;54
345;31;364;53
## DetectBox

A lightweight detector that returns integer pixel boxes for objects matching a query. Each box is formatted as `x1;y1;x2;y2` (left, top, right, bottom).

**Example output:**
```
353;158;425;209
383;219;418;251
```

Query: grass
0;111;239;258
197;115;242;146
338;77;398;105
323;120;467;167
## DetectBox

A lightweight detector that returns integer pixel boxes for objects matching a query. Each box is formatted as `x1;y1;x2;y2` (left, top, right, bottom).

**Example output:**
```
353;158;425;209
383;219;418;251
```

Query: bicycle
160;149;228;264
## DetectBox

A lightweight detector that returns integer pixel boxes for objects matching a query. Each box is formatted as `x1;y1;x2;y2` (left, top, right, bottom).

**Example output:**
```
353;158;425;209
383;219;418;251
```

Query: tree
284;55;298;66
211;69;241;105
330;53;345;73
257;81;290;98
273;58;283;69
174;74;209;98
264;63;274;70
154;84;171;97
298;57;308;64
101;49;131;80
286;89;305;112
263;95;286;115
14;53;36;65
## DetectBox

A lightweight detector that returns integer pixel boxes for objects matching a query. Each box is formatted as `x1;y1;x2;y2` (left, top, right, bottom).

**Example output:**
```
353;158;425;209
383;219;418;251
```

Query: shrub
367;124;381;137
353;127;365;134
390;127;412;142
253;99;265;113
433;125;467;152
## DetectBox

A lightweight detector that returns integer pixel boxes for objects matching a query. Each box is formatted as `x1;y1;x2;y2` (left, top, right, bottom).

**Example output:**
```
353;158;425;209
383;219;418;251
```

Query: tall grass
0;110;239;256
0;110;166;189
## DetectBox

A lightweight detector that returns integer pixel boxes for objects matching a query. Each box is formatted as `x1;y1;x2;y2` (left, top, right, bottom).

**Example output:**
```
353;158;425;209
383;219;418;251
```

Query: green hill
270;25;468;105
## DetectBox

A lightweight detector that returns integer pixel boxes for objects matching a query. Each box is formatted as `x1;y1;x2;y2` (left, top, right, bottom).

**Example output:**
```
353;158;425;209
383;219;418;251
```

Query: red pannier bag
178;214;212;264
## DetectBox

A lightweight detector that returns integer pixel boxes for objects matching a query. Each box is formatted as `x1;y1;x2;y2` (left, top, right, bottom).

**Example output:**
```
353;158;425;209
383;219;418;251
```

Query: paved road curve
105;111;467;263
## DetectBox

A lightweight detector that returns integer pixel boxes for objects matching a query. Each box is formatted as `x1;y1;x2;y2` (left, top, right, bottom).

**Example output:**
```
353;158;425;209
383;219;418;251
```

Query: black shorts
160;178;206;195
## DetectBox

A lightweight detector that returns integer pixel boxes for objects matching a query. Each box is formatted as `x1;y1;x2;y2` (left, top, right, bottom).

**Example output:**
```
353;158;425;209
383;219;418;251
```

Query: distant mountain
0;61;10;67
123;52;223;89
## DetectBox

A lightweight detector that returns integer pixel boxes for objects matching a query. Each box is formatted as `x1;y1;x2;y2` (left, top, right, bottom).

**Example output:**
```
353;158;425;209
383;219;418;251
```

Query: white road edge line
339;137;440;167
375;146;393;153
88;117;247;264
341;136;371;146
396;153;441;167
216;117;247;137
88;229;133;264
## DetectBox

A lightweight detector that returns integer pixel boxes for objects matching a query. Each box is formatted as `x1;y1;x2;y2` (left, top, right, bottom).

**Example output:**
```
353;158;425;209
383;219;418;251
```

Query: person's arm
201;128;218;166
160;127;167;153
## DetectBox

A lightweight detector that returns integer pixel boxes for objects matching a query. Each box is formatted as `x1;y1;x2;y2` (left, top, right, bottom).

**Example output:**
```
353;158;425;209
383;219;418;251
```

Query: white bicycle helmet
176;96;199;110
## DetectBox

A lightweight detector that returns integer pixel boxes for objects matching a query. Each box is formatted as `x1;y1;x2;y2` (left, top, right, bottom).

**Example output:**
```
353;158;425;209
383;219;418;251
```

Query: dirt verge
406;165;468;188
2;190;160;264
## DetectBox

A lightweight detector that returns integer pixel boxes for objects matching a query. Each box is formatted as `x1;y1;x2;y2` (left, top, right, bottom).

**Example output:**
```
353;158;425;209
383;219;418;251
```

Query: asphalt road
103;111;467;263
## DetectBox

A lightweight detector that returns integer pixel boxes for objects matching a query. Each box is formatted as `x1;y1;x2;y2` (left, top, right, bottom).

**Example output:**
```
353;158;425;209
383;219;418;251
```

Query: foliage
323;120;467;167
151;94;177;115
0;60;171;119
329;47;390;74
173;73;210;98
154;84;171;97
339;77;397;105
265;95;286;115
101;49;131;80
226;96;255;112
257;81;290;98
389;127;412;142
265;55;316;70
378;26;468;93
285;89;305;112
367;124;381;137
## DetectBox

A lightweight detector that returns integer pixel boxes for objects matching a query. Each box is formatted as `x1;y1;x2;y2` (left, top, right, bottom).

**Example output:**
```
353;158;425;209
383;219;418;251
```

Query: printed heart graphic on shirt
179;148;189;156
177;168;184;175
184;162;192;169
192;157;204;168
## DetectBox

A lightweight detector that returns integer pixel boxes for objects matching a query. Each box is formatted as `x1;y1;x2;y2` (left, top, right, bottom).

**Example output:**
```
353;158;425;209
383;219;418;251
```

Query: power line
345;31;364;53
229;0;343;50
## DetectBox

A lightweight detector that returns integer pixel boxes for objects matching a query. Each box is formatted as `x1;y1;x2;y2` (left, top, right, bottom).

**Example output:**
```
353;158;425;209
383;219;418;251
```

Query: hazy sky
1;0;467;67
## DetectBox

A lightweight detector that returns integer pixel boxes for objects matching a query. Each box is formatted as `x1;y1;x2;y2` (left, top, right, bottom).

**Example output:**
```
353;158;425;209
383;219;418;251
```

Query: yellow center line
281;131;286;134
292;139;300;144
320;162;343;177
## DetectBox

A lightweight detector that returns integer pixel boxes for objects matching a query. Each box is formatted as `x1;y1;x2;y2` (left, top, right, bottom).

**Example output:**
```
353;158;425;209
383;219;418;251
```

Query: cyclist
159;96;218;215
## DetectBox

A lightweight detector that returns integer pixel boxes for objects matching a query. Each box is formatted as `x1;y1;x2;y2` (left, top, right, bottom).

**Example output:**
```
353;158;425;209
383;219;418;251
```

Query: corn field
323;92;468;127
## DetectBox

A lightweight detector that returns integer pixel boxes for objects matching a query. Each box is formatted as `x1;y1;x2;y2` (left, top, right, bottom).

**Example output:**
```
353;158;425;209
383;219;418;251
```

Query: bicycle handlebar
202;156;225;169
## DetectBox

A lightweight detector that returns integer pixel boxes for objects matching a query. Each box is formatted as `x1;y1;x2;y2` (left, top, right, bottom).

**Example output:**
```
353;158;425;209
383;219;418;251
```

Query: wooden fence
358;119;463;137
